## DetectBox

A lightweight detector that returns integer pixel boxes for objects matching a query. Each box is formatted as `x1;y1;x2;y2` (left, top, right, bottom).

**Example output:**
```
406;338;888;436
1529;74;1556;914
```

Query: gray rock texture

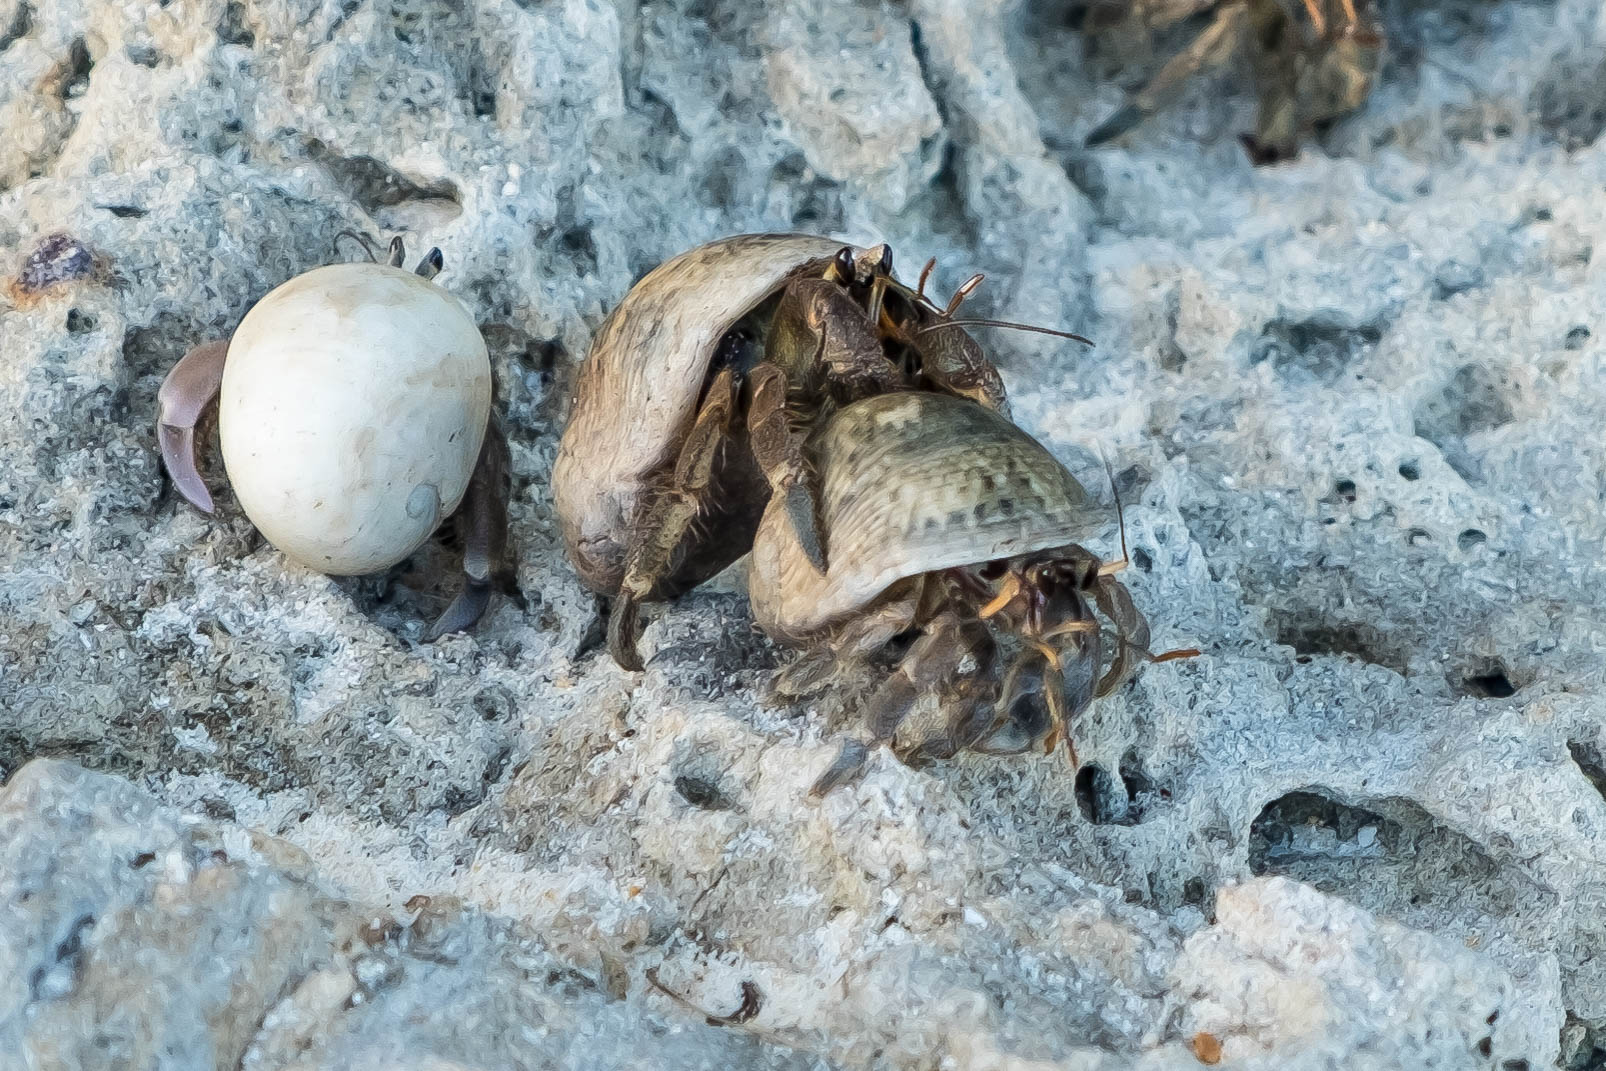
0;0;1602;1067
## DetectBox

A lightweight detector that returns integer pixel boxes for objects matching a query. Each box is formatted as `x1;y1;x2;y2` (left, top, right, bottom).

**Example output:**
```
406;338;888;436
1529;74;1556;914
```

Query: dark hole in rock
1568;740;1606;802
1333;478;1357;502
561;226;598;277
97;204;148;218
1182;877;1208;905
1132;547;1152;572
473;685;515;721
1398;460;1420;481
1477;1037;1493;1057
1250;790;1389;874
1406;527;1431;546
1457;528;1487;551
1252;787;1547;944
1250;314;1385;385
1118;748;1159;822
1272;618;1408;675
1461;667;1516;699
1565;325;1592;350
217;0;255;46
303;138;462;214
1075;763;1138;825
52;37;92;100
0;2;32;53
64;308;95;333
1501;1060;1528;1071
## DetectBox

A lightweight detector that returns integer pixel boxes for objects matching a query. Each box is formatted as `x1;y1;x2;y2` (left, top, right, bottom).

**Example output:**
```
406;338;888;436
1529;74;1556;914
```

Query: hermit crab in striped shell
553;232;1087;671
746;391;1199;796
156;234;513;638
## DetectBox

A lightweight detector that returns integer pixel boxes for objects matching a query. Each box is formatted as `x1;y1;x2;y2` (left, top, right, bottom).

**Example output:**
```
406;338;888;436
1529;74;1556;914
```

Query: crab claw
156;339;229;513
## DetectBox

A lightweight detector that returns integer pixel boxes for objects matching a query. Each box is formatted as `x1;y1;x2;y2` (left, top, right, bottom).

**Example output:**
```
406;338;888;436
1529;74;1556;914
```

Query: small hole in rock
1457;529;1487;551
1568;740;1606;801
1074;764;1128;825
1406;527;1432;546
1501;1060;1528;1071
1462;669;1516;699
1334;478;1357;502
1398;460;1420;481
1477;1037;1493;1057
1132;547;1152;572
1565;325;1592;350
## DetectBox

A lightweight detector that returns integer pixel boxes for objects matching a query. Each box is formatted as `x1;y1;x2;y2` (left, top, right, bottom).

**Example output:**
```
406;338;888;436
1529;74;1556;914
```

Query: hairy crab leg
156;339;229;513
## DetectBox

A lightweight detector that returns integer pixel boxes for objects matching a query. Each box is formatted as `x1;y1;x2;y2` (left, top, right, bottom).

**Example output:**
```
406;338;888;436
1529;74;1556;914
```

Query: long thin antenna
333;229;380;262
915;318;1094;347
1098;450;1129;574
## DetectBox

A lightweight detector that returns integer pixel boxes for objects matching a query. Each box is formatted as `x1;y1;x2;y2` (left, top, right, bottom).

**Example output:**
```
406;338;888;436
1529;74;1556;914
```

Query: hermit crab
746;391;1196;795
554;232;1060;672
1084;0;1382;164
156;235;512;638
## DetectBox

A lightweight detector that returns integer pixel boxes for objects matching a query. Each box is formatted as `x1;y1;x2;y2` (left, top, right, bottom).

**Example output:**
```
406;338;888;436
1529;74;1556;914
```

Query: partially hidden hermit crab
554;232;1056;672
1084;0;1382;164
157;235;512;638
747;391;1197;796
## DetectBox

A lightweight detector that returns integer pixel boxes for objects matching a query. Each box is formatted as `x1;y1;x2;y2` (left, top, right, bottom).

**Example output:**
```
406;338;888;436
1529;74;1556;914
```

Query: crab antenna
1101;450;1130;572
915;257;937;299
915;319;1094;347
334;229;382;263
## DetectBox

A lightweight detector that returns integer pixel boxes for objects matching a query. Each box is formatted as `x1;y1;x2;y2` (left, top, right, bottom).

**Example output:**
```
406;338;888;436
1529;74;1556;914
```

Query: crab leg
608;368;740;671
426;416;513;640
156;339;229;513
1085;1;1250;148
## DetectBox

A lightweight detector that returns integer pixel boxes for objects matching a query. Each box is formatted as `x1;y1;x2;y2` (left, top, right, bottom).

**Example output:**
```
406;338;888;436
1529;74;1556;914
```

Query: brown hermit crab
747;391;1197;795
156;234;513;638
1084;0;1382;164
553;232;1070;671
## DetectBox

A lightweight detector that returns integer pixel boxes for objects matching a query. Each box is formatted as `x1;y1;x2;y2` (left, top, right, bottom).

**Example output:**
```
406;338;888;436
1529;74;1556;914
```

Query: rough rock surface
1;0;1603;1067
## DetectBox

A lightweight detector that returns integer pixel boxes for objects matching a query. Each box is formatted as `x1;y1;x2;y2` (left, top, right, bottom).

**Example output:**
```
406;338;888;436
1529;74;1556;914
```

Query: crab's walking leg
426;416;513;641
1091;578;1149;695
747;363;827;573
809;609;994;796
156;339;229;513
1085;0;1249;147
607;369;739;671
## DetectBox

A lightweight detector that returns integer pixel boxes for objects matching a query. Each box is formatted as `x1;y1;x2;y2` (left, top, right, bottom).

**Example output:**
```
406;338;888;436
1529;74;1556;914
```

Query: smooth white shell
218;262;491;576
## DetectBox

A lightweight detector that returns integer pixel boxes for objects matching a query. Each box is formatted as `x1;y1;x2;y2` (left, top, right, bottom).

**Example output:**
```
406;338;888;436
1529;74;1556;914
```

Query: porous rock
1;0;1602;1066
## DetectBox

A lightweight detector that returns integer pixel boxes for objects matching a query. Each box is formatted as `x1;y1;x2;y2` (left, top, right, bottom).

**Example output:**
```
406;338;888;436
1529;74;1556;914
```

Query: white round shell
218;262;491;576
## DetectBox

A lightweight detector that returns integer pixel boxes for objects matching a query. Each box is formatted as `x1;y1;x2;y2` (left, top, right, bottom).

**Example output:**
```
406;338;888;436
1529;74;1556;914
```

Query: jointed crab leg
156;339;229;513
1085;0;1250;148
426;416;513;640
